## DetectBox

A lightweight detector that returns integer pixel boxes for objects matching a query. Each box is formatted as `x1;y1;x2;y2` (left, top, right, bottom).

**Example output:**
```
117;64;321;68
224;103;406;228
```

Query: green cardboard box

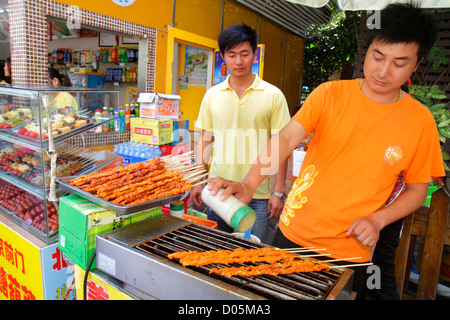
58;194;161;270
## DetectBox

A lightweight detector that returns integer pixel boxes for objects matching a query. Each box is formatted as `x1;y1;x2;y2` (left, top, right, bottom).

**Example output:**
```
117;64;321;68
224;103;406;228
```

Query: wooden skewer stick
164;151;194;162
281;247;316;251
176;164;204;173
318;257;362;263
166;162;196;171
288;248;327;253
183;169;206;180
191;179;209;187
298;253;331;258
165;150;194;159
185;172;209;182
330;263;373;269
167;163;193;171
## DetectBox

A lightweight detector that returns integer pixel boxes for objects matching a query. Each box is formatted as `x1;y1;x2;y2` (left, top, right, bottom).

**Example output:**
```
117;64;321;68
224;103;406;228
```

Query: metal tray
0;110;36;131
0;118;35;131
56;176;184;215
11;115;94;145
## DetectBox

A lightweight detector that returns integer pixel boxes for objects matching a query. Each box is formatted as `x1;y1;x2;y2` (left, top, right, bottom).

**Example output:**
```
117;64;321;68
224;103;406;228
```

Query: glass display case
0;85;120;243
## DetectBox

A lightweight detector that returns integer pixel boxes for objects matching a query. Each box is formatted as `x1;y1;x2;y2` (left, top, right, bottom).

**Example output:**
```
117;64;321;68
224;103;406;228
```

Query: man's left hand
268;195;285;219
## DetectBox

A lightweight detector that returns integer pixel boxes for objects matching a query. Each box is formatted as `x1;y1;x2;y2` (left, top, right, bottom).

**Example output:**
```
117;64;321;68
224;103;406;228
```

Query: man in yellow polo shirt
192;24;291;244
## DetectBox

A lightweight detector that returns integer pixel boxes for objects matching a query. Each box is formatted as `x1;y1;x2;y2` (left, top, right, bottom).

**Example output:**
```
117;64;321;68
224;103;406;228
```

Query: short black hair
366;2;437;63
218;23;257;56
48;67;63;84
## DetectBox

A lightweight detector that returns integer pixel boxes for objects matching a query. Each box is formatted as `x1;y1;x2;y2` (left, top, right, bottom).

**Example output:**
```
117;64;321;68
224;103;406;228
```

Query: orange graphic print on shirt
384;145;403;167
280;165;318;227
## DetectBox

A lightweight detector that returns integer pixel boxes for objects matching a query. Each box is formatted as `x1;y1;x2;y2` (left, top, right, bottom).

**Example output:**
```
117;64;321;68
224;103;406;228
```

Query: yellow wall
173;0;223;41
53;0;305;123
165;28;217;130
53;0;171;31
53;0;173;93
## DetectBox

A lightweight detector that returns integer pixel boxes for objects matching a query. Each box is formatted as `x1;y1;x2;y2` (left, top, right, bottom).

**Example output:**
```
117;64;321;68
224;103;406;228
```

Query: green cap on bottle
230;205;256;232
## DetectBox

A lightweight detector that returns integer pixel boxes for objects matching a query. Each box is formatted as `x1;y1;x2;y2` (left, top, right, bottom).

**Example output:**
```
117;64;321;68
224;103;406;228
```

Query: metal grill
135;223;342;300
95;215;354;300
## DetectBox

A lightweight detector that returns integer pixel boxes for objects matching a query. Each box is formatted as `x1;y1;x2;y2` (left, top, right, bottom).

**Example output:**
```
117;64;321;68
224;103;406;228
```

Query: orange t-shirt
279;79;445;262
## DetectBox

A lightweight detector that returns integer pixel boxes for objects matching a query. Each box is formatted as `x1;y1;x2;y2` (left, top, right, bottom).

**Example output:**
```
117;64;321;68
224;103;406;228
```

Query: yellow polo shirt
196;74;290;198
51;92;79;111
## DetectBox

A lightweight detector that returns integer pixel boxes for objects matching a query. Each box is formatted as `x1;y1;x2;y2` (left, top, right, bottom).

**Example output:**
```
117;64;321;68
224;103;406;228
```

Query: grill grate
134;223;344;300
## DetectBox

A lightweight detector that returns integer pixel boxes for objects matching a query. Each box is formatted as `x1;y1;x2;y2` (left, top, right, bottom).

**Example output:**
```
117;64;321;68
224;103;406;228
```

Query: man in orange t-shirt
278;78;444;261
206;3;445;299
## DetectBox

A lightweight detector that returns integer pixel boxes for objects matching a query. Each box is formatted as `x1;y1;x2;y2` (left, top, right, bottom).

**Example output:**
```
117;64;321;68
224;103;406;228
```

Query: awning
236;0;332;37
286;0;450;10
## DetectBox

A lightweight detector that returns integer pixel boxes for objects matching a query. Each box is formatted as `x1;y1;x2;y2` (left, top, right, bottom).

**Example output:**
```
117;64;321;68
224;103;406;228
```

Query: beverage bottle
125;104;131;130
114;108;119;131
102;106;109;132
111;46;117;64
108;107;115;132
201;186;256;232
135;104;140;117
118;106;126;131
117;142;124;154
153;145;161;158
123;47;128;63
94;109;102;133
139;145;148;159
130;104;136;119
170;201;185;219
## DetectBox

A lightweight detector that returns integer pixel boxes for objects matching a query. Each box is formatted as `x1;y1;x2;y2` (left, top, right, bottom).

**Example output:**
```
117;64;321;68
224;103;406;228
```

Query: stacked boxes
130;117;173;145
137;93;180;119
58;194;161;270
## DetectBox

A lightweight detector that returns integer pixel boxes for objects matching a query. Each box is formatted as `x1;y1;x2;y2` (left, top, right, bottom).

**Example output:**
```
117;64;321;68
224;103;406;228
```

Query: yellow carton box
130;117;173;145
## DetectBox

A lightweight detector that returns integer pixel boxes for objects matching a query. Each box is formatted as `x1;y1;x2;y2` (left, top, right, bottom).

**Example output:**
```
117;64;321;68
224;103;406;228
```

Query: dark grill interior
134;223;345;300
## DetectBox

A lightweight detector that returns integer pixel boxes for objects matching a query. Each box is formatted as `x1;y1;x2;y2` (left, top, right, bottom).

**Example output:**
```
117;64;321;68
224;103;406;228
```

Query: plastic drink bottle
114;109;119;131
135;104;140;117
118;106;126;131
125;104;131;130
170;201;184;219
201;185;256;232
102;106;109;132
93;109;102;133
108;107;115;132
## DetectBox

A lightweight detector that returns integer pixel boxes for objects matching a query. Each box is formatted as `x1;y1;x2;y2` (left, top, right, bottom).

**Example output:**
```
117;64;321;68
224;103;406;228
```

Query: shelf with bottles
92;103;139;133
104;66;138;84
49;46;139;66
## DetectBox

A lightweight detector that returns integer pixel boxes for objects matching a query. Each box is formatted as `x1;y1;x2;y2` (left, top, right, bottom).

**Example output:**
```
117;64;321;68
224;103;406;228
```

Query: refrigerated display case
0;85;120;244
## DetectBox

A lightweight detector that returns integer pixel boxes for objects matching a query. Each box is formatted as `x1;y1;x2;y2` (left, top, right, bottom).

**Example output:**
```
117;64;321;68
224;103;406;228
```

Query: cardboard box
130;117;173;145
58;195;161;271
137;93;180;119
171;119;190;146
159;143;171;156
170;144;188;156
